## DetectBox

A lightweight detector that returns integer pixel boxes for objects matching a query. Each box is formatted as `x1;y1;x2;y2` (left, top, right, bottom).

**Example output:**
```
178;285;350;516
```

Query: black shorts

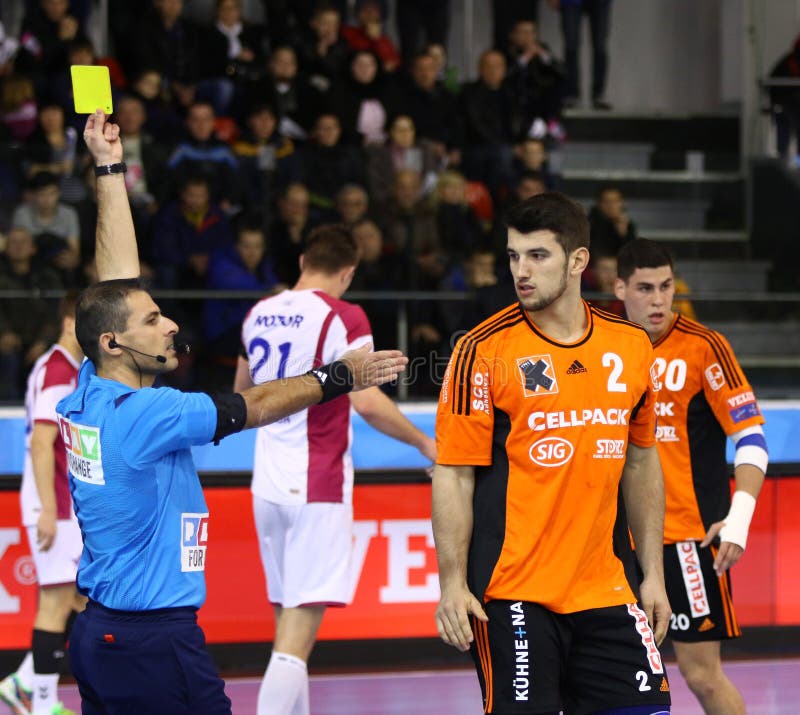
470;600;671;715
663;541;741;643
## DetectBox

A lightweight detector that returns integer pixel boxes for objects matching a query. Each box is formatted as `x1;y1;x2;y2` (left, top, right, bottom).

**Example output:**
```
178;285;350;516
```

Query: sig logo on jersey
704;363;725;391
594;439;625;459
181;513;209;572
517;355;558;397
529;437;574;467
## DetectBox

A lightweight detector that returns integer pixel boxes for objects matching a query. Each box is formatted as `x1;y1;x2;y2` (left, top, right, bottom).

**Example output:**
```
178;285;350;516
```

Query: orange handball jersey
436;301;659;614
652;315;765;544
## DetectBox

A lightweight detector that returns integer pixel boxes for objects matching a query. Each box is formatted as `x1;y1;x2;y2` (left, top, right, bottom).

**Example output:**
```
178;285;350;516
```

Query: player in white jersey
235;224;437;715
0;295;84;715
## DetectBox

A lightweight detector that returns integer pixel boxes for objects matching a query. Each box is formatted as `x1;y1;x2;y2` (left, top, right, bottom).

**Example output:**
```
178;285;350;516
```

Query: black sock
32;629;66;675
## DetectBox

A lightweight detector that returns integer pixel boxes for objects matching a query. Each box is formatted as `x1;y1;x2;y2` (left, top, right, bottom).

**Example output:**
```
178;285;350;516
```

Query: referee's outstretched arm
82;109;140;282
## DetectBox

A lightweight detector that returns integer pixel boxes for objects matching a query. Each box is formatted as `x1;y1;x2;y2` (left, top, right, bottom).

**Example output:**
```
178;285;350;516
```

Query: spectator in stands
549;0;614;109
15;0;86;97
24;102;86;204
348;218;400;350
289;113;366;218
116;95;169;217
341;0;400;73
0;74;37;141
336;183;370;226
425;42;459;94
375;168;440;289
207;0;270;94
492;0;540;52
246;45;323;140
395;0;450;67
150;175;234;290
328;49;392;146
505;19;566;142
0;21;19;77
129;68;184;144
296;3;349;93
768;30;800;163
365;113;439;203
0;227;61;398
460;50;516;195
233;103;295;223
401;52;462;166
270;182;315;285
12;170;80;270
589;186;636;257
203;221;280;391
434;170;485;263
513;136;558;188
584;252;624;315
166;101;242;209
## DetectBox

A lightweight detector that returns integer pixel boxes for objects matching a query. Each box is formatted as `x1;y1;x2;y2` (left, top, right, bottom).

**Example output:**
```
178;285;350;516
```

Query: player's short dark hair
504;191;589;255
302;224;360;274
616;238;674;282
76;278;149;365
59;290;80;321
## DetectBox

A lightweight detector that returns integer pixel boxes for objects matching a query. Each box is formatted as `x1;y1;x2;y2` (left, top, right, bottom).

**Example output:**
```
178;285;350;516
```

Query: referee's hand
340;344;408;391
435;583;488;652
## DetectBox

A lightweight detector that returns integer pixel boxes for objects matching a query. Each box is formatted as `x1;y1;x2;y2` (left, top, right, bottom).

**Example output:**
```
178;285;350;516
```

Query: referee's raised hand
83;109;122;165
340;343;408;391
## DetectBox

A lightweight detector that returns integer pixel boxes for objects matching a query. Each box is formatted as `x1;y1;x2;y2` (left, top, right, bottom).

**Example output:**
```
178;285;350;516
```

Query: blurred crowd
0;0;631;398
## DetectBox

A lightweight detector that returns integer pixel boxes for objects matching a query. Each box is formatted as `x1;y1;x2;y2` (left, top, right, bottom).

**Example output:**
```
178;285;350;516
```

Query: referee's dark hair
616;239;674;282
301;224;360;274
76;278;148;365
505;191;590;256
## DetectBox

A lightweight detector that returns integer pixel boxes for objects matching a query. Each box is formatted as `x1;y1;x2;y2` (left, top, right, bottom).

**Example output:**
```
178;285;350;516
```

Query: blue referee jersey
56;360;218;611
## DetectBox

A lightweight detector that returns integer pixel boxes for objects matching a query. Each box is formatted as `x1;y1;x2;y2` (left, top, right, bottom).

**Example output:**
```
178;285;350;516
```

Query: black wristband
94;162;127;177
307;360;354;403
209;392;247;444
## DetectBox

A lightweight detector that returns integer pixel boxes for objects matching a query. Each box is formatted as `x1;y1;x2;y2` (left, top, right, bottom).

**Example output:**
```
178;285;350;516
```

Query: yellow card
71;65;113;115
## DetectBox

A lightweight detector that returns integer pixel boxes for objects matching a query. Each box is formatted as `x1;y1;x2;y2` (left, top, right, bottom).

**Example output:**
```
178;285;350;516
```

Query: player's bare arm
349;388;437;462
432;463;487;652
701;462;765;575
240;344;407;428
29;422;60;551
621;442;671;645
233;355;254;393
83;110;139;281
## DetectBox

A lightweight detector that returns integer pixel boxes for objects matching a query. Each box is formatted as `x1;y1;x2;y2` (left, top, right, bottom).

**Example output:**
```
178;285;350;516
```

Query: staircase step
676;260;771;293
551;142;654;172
645;230;748;243
577;197;710;230
562;169;742;183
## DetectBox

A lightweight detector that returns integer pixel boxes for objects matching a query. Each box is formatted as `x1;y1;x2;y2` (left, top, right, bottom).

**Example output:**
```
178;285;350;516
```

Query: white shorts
252;496;354;608
26;520;82;587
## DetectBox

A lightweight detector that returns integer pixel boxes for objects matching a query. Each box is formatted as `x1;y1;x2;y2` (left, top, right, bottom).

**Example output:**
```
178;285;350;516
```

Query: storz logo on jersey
594;439;625;459
656;425;679;442
704;363;725;391
181;513;209;572
517;355;559;397
529;437;574;467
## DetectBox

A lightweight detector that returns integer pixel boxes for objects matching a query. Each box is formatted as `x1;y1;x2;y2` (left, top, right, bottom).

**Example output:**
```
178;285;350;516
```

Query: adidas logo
566;360;587;374
698;617;715;632
660;677;670;692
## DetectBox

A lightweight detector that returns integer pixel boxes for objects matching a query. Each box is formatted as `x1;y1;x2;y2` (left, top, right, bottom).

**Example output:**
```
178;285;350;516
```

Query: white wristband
718;491;756;550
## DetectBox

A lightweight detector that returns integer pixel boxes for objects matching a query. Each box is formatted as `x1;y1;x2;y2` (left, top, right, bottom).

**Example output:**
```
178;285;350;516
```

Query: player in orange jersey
433;193;672;714
615;239;767;715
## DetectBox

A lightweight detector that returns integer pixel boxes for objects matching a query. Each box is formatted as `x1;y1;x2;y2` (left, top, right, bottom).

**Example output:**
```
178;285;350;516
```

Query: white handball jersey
20;344;80;527
241;289;373;505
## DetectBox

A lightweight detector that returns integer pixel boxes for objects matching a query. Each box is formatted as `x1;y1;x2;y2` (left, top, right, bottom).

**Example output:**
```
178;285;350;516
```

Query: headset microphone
108;338;168;364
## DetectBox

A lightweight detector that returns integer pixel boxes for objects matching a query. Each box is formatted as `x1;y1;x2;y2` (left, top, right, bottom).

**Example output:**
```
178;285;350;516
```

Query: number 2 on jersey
602;352;627;393
248;338;292;379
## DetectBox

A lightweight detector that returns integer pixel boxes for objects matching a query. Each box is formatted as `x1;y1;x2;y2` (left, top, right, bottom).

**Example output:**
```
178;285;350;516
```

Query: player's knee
680;661;725;698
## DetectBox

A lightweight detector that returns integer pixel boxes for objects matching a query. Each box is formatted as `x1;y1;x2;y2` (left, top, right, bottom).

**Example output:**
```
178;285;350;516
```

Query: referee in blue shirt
58;111;408;714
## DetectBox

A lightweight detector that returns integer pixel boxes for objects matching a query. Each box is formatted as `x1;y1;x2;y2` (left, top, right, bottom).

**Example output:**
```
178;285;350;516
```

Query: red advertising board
1;479;799;650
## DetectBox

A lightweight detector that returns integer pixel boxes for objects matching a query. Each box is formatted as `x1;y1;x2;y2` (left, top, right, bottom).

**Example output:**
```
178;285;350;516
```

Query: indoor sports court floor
54;658;800;713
